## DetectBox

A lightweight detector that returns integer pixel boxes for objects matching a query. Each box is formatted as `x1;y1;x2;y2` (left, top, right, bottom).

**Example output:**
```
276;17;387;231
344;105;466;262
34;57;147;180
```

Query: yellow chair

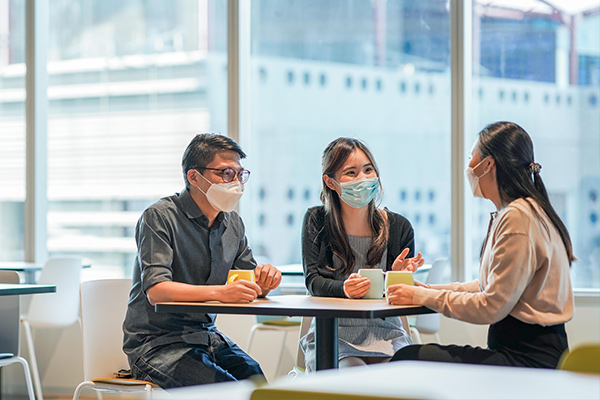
557;343;600;374
251;388;421;400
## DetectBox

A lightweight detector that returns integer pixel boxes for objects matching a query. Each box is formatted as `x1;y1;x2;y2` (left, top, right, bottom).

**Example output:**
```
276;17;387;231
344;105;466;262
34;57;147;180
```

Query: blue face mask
335;177;380;208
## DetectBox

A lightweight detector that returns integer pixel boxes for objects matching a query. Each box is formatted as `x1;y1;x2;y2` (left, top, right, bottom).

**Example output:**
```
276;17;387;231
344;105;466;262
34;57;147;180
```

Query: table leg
315;317;338;370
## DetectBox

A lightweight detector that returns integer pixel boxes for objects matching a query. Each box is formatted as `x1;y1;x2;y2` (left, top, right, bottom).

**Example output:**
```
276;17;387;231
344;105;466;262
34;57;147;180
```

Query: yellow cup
227;270;256;284
384;271;414;292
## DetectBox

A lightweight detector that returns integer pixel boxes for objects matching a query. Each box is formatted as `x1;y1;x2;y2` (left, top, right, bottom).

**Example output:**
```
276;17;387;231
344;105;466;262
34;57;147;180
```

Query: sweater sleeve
413;231;535;325
386;211;415;269
302;208;345;297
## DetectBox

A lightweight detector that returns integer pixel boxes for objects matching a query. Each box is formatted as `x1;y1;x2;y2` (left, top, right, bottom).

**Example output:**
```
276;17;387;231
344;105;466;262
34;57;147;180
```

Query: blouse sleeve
413;231;535;325
430;281;480;292
302;208;345;297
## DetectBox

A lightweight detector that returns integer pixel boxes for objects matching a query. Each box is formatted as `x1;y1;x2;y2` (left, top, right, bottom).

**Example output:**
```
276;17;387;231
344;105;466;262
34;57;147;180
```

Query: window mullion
24;0;48;263
450;0;472;281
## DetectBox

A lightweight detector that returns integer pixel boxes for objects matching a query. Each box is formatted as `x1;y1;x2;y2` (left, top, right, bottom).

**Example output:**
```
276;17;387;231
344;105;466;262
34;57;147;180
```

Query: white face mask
464;157;491;198
196;171;244;212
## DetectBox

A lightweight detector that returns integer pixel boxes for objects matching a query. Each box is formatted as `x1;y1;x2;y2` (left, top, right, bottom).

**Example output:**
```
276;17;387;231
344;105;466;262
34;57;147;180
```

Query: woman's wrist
342;286;350;298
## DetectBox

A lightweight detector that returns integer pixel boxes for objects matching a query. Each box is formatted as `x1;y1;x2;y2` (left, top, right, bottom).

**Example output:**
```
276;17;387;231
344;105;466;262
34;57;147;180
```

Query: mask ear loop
324;175;340;192
475;157;492;179
194;169;212;196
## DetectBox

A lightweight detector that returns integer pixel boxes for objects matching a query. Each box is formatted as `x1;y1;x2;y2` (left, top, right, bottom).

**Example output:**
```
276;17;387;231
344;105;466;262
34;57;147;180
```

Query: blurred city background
0;0;598;288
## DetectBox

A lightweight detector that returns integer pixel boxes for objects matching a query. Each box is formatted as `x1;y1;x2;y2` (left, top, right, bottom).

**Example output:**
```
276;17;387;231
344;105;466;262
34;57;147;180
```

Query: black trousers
391;315;568;369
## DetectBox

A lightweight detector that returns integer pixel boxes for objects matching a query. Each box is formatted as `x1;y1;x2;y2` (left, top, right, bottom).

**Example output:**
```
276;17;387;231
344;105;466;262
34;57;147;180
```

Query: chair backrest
25;256;83;327
558;343;600;374
426;258;450;285
413;258;450;334
80;278;132;380
0;271;21;356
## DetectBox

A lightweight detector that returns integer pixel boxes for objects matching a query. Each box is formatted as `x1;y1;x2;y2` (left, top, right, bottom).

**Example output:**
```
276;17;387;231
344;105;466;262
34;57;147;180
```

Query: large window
6;1;599;291
0;0;25;261
45;0;227;277
243;0;451;268
468;1;600;289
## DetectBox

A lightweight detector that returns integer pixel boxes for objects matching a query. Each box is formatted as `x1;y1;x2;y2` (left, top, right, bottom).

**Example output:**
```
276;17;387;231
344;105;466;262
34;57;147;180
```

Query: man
123;133;282;387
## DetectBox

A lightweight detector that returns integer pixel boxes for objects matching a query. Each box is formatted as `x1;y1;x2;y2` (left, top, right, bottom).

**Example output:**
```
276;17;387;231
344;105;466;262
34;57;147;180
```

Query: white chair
409;258;449;344
246;316;301;379
21;256;83;400
0;271;35;400
288;316;312;378
72;279;157;400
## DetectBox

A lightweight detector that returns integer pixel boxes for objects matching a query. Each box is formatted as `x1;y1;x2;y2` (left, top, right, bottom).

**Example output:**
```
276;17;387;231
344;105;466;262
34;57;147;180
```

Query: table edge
154;300;434;318
0;285;57;296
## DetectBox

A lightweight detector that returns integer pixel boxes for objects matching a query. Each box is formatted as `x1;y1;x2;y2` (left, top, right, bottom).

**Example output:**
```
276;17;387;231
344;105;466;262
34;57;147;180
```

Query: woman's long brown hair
320;138;389;276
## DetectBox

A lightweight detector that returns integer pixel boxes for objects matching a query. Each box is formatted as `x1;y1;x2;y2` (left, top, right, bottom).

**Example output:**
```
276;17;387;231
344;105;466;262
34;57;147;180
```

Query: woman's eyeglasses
199;167;251;184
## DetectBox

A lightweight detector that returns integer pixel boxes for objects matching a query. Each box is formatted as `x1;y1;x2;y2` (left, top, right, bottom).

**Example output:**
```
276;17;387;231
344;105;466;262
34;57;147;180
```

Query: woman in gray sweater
300;137;423;371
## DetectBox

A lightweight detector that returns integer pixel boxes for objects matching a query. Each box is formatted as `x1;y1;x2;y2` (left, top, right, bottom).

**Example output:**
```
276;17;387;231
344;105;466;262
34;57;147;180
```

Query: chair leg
14;357;36;400
72;381;94;400
22;320;44;400
274;330;289;377
246;323;260;351
409;327;422;344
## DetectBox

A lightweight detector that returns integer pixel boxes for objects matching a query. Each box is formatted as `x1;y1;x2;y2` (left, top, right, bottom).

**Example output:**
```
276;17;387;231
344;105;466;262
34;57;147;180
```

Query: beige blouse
413;198;573;326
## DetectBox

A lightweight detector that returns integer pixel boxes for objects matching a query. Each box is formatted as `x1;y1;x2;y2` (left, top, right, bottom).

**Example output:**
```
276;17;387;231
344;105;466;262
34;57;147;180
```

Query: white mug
357;268;385;299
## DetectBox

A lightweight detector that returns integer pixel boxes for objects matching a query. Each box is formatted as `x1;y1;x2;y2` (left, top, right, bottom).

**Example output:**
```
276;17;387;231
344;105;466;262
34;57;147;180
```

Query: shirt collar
177;188;228;226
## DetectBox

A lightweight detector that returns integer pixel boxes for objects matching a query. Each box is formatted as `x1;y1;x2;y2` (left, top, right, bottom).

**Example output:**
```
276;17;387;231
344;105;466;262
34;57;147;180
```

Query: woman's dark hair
477;121;575;265
182;133;246;188
320;137;388;276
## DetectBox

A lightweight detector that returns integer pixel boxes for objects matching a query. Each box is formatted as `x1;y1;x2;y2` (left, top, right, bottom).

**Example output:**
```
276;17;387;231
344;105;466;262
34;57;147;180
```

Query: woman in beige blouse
387;121;575;368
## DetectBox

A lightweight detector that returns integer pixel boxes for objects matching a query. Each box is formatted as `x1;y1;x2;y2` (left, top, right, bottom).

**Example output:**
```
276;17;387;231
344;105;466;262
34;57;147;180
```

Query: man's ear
187;169;201;187
323;174;337;191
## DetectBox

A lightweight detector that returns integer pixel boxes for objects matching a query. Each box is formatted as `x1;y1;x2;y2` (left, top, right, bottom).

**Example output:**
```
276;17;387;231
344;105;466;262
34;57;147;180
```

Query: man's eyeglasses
199;167;251;184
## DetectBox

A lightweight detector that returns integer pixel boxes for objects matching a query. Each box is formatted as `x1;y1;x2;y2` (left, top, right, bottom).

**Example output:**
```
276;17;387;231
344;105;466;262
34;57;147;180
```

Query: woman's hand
391;248;424;272
343;273;371;299
386;283;417;305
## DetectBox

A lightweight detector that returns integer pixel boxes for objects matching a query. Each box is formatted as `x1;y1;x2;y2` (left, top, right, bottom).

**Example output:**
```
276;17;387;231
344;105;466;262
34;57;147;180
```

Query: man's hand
343;273;371;299
391;248;424;272
218;280;262;303
255;263;282;296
